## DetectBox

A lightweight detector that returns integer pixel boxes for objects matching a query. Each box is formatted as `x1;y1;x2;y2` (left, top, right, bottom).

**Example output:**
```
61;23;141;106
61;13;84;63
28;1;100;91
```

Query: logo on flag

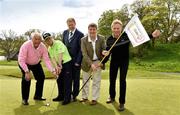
124;14;150;47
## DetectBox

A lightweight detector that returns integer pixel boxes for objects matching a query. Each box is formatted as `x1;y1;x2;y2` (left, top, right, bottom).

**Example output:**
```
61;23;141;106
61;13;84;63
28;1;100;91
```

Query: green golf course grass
1;75;180;115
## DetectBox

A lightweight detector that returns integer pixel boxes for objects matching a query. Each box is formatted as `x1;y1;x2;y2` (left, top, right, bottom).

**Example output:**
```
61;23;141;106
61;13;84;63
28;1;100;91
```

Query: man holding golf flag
43;32;72;105
103;14;160;111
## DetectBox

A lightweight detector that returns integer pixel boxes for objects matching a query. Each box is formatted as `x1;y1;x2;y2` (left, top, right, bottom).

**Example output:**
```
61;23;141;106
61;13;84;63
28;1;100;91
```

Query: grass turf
0;76;180;115
0;64;179;79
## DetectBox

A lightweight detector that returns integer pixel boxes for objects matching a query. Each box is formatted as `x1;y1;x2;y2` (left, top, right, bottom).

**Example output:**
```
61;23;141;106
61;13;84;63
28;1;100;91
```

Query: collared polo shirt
18;40;54;72
48;40;71;64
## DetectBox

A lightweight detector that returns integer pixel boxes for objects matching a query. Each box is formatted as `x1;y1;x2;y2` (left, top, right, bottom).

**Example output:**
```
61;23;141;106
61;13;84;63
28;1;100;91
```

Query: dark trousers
109;59;129;104
71;64;81;98
57;61;72;102
19;62;45;100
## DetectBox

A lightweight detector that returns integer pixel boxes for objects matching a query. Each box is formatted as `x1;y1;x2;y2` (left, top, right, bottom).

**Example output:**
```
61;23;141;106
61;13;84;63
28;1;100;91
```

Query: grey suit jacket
81;34;106;72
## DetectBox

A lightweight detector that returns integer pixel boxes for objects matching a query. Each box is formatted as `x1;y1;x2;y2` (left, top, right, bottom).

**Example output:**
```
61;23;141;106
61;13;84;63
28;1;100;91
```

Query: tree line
98;0;179;57
0;0;179;60
98;0;180;44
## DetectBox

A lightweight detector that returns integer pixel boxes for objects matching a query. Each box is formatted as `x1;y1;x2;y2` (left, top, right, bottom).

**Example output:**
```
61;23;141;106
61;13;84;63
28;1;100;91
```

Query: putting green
0;76;180;115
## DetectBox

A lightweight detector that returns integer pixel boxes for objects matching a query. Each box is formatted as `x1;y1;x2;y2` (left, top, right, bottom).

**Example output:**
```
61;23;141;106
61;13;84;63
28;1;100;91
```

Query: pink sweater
18;40;53;72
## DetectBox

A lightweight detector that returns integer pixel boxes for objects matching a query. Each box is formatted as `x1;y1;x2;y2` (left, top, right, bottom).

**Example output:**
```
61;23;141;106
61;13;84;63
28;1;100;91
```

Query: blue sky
0;0;135;35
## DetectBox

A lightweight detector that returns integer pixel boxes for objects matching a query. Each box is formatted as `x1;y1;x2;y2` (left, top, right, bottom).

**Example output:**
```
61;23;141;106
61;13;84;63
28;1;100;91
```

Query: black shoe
106;97;115;103
118;104;125;111
22;99;29;105
34;97;46;101
62;100;70;105
53;97;63;101
72;97;77;102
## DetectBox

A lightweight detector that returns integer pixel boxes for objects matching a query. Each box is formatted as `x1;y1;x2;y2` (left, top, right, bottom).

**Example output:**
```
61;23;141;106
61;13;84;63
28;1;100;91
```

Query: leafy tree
98;5;130;38
98;10;115;38
0;30;27;61
130;0;151;19
128;0;179;57
142;5;166;46
129;0;152;57
152;0;180;43
116;4;131;27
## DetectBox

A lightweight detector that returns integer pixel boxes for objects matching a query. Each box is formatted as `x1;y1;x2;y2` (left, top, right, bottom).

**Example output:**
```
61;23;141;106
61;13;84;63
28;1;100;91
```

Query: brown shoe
80;98;88;102
90;100;97;105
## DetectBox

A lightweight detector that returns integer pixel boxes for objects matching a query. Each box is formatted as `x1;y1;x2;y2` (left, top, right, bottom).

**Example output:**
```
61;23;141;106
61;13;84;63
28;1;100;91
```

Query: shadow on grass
14;101;44;115
112;101;134;115
14;101;115;115
13;100;134;115
43;101;115;115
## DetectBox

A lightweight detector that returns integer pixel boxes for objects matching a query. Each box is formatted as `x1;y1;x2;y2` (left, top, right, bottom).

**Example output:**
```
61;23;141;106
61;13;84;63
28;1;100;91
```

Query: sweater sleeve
18;43;29;72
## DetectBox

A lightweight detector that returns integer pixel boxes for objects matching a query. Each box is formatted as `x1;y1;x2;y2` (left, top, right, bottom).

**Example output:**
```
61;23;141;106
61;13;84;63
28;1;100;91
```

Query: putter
45;76;58;106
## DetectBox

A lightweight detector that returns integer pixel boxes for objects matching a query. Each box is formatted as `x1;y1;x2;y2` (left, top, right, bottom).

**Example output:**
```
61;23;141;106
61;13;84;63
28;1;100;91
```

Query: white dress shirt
88;36;98;60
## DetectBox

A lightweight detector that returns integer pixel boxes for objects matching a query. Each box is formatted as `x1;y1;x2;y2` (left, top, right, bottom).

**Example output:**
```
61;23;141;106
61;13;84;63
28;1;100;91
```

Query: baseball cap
42;32;51;40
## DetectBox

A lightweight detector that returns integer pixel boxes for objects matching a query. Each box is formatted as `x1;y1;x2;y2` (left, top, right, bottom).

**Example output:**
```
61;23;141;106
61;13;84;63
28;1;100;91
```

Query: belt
92;59;98;61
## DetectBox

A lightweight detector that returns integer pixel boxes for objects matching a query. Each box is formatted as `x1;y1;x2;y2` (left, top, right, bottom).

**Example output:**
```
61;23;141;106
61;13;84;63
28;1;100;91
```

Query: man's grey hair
30;32;42;39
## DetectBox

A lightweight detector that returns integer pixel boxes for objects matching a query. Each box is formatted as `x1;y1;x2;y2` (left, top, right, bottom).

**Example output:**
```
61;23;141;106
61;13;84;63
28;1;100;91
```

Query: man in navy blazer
62;18;84;101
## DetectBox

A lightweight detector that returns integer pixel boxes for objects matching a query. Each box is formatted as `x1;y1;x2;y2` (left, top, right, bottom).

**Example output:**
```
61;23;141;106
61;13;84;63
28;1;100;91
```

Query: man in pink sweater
18;32;56;105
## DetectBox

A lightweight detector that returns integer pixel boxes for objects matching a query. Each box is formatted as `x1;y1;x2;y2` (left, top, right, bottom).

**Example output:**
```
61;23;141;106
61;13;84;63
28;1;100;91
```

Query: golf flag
124;14;150;47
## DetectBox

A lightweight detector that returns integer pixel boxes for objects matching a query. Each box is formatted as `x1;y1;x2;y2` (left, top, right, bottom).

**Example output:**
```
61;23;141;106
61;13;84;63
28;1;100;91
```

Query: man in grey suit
80;23;106;105
62;18;84;101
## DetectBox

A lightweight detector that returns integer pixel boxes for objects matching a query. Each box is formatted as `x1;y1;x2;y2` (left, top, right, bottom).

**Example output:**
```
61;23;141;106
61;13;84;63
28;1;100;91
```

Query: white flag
124;14;150;47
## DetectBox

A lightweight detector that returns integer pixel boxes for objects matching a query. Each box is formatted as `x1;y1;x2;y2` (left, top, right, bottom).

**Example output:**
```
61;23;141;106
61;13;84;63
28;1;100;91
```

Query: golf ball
46;103;50;106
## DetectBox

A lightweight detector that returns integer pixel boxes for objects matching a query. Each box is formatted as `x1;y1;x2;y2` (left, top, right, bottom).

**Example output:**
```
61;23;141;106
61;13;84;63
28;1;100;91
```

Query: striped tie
69;32;73;42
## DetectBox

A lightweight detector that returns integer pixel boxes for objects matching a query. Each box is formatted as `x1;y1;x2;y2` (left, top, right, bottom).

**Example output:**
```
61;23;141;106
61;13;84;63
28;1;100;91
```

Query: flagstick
99;31;124;64
79;31;125;93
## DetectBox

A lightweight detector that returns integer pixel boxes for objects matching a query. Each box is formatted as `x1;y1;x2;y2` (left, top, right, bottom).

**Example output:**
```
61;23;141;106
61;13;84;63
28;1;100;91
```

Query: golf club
79;73;93;93
45;76;58;106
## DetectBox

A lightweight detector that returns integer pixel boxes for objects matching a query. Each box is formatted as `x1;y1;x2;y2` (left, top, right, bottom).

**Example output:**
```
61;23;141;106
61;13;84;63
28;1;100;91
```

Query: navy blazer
62;29;84;64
